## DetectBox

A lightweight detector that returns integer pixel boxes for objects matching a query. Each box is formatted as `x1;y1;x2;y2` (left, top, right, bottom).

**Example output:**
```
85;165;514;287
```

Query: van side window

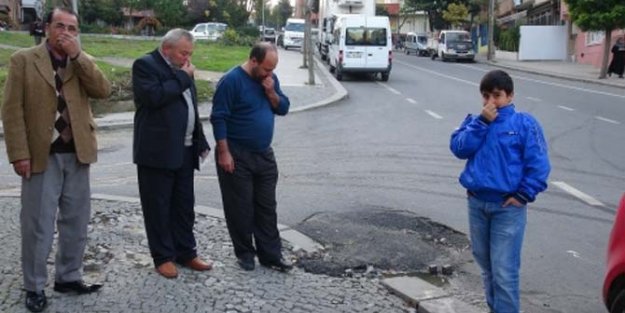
440;34;445;42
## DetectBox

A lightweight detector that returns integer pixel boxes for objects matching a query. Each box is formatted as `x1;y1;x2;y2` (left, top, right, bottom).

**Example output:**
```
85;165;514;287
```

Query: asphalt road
1;51;623;313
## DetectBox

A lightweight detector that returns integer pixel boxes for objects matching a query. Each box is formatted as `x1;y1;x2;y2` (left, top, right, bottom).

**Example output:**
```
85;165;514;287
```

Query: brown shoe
156;261;178;279
185;257;213;271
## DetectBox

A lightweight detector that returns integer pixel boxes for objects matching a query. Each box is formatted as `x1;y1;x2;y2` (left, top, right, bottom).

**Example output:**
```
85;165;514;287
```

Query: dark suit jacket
132;49;209;170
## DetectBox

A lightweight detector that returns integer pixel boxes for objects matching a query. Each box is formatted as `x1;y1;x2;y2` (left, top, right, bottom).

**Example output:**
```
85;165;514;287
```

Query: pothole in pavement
293;208;473;282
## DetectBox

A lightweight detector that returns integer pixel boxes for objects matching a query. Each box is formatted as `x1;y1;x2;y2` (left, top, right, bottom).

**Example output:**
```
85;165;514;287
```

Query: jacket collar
33;42;75;87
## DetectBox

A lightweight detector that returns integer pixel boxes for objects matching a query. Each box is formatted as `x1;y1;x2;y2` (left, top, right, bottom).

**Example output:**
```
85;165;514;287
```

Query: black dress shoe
260;258;293;272
54;280;102;294
25;290;47;312
237;258;255;271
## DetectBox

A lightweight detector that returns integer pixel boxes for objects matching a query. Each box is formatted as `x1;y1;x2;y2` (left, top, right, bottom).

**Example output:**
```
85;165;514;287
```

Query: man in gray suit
1;7;111;313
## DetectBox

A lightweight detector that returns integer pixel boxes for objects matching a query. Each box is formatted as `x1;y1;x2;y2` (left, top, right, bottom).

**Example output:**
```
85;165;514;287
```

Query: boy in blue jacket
450;70;550;313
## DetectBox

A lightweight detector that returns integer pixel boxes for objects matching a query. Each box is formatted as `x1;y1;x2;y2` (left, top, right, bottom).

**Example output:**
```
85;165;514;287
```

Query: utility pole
487;0;494;61
262;0;266;33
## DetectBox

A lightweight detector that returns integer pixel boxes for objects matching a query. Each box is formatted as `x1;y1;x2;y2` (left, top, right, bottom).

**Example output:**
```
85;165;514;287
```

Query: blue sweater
210;66;290;152
450;104;551;203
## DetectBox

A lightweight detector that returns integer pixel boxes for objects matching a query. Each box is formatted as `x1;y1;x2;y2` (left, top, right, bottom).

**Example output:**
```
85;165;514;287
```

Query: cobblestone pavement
0;197;412;313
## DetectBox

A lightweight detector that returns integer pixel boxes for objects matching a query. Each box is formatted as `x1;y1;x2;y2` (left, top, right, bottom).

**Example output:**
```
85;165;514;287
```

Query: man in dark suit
132;28;212;279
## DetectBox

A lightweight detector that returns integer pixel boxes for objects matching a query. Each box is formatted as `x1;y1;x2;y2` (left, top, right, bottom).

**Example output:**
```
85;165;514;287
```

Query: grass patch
1;33;226;115
1;32;249;72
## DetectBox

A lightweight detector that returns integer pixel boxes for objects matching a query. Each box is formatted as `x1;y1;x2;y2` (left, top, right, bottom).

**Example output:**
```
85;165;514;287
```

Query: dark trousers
137;147;197;267
216;144;282;262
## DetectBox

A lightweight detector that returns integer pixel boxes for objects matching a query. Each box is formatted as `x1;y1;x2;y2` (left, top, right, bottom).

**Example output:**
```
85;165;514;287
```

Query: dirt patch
294;208;472;277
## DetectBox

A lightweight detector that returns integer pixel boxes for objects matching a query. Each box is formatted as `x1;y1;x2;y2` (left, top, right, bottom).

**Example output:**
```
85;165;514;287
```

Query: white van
328;15;392;81
436;30;474;62
283;18;305;50
190;22;227;41
404;32;430;56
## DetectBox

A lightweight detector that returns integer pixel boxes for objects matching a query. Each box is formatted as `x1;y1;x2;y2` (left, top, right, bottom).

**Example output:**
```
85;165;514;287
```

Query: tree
376;4;390;17
153;0;186;26
565;0;625;78
402;0;472;31
81;0;124;25
442;2;468;29
276;0;293;27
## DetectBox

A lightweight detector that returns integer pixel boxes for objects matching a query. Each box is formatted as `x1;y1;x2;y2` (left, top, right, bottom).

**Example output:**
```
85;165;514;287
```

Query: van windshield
447;32;471;42
285;23;305;32
345;28;387;46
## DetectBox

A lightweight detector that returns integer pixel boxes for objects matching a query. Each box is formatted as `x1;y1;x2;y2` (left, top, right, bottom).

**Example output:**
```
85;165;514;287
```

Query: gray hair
161;28;194;48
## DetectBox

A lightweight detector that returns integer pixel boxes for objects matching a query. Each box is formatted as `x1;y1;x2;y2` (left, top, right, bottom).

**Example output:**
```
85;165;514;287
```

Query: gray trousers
21;154;91;292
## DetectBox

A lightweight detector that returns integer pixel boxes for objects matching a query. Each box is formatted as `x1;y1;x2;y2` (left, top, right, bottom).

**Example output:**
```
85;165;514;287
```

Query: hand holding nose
57;33;81;59
481;102;498;122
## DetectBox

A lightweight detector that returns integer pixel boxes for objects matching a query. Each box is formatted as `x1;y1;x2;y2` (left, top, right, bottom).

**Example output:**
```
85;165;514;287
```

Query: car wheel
405;49;410;55
381;71;389;82
611;289;625;313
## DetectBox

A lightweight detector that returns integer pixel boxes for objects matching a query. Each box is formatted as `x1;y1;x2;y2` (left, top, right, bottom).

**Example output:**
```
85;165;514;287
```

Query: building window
586;31;605;46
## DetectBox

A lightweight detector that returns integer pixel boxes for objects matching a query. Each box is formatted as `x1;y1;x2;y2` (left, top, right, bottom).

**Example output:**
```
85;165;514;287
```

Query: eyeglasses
52;22;78;33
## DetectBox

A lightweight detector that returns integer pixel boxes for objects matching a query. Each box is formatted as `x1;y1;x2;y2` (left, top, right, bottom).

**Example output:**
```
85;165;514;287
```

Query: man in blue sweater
211;42;292;272
450;70;550;313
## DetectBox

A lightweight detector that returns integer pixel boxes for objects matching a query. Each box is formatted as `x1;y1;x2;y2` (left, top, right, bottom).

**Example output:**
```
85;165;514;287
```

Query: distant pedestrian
29;17;45;45
608;37;625;78
1;7;111;313
132;28;213;279
210;42;293;272
450;70;551;313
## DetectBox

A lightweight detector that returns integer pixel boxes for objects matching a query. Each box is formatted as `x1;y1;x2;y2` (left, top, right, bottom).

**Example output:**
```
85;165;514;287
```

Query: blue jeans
468;196;527;313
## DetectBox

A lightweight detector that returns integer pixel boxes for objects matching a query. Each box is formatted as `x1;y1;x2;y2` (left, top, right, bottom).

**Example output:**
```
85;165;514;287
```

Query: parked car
432;30;475;62
261;27;276;43
404;32;430;56
190;22;227;41
604;193;625;312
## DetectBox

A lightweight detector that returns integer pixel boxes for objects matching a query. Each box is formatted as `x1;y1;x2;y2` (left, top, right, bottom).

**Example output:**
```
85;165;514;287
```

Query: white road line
424;110;443;119
595;116;621;124
406;98;418;104
526;96;541;102
394;60;479;87
376;82;401;95
453;62;625;99
558;105;575;111
551;181;605;207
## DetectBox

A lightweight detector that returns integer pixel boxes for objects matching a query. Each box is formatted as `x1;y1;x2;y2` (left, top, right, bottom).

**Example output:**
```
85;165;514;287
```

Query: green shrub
80;23;112;34
497;25;520;52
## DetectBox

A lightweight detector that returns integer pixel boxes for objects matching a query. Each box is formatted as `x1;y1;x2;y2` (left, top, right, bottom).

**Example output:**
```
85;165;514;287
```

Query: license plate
347;51;362;58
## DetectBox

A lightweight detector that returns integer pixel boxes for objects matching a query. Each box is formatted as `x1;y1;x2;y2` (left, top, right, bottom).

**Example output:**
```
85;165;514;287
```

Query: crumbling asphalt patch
293;208;473;277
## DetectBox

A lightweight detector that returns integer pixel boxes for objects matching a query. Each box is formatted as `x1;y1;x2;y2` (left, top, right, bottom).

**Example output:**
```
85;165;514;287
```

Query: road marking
566;250;580;258
454;63;625;99
595;116;620;124
394;60;479;87
551;181;605;207
526;96;541;102
558;105;575;111
425;110;443;119
376;82;401;95
406;98;418;104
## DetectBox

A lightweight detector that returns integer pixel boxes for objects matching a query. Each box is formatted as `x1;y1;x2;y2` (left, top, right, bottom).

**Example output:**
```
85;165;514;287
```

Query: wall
518;25;568;60
575;31;625;68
